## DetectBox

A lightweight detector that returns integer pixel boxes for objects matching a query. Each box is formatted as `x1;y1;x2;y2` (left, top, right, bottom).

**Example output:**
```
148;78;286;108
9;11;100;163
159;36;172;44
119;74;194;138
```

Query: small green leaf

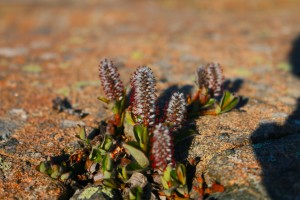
163;165;172;182
50;165;61;179
37;162;47;173
97;96;110;104
161;176;170;189
215;104;221;115
220;91;232;109
102;154;112;172
176;185;188;196
170;169;178;182
176;164;186;185
202;98;215;109
129;186;143;200
78;126;86;140
118;166;128;181
103;179;118;189
101;135;113;151
125;111;136;125
89;148;103;163
133;125;144;141
133;125;148;152
162;188;175;197
103;171;112;179
126;161;143;172
219;91;239;113
60;172;71;181
123;143;149;169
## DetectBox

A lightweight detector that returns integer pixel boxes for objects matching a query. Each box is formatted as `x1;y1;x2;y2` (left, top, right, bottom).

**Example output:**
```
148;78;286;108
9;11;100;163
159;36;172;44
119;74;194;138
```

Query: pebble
0;47;28;57
9;108;28;120
271;112;288;119
60;120;85;128
0;119;18;140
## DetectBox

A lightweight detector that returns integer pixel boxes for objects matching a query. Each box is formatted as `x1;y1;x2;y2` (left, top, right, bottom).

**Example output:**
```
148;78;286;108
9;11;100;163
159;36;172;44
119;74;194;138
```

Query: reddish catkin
196;63;224;97
130;66;156;126
99;58;124;101
151;124;175;170
165;92;186;132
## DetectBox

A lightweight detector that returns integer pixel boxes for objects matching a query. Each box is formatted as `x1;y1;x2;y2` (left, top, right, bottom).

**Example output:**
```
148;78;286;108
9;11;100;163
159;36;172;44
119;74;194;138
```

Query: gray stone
60;120;85;128
9;108;28;120
0;119;18;140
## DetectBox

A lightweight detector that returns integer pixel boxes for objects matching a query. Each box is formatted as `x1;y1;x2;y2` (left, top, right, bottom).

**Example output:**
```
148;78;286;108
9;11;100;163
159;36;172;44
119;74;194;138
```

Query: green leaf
219;91;239;113
89;148;103;163
215;104;221;115
201;98;215;109
125;161;143;172
170;169;178;182
123;143;149;169
103;171;112;179
176;164;186;185
78;126;86;140
103;179;118;189
112;95;125;115
97;96;110;104
129;186;143;200
221;97;239;113
101;135;113;151
125;111;136;125
133;125;148;152
60;172;71;181
37;162;47;173
50;165;61;179
161;176;170;189
162;188;175;197
133;125;144;141
176;185;188;196
118;166;128;181
163;165;172;182
102;154;112;172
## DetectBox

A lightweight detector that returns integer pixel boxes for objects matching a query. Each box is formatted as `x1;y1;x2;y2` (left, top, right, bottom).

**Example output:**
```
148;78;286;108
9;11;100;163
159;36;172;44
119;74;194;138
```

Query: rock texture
0;0;300;199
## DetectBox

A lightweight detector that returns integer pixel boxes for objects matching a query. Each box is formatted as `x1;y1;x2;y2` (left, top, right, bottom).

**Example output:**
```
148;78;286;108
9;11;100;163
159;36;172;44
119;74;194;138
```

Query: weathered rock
60;120;85;128
70;186;122;200
0;119;19;140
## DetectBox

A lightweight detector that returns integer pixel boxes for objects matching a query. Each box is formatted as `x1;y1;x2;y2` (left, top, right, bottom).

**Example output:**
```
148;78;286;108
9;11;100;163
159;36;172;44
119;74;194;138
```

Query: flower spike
196;63;224;97
165;92;186;132
99;58;124;101
151;124;175;170
130;66;157;126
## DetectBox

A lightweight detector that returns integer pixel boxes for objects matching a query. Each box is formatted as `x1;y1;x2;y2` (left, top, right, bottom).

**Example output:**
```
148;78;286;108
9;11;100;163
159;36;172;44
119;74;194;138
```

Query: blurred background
1;0;299;110
0;0;300;199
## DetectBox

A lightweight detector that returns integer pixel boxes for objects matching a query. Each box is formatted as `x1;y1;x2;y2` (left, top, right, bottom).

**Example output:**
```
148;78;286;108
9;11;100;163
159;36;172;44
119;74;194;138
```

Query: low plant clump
37;58;239;199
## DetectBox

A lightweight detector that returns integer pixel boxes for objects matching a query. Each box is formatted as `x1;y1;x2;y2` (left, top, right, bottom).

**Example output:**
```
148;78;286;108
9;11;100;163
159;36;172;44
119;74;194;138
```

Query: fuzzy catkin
151;124;175;170
196;63;223;97
165;92;186;132
130;66;156;126
99;58;124;101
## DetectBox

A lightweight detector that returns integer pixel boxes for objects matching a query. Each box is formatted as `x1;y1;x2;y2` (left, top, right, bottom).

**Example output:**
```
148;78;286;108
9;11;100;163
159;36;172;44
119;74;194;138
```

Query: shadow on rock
157;84;198;191
251;98;300;200
289;35;300;77
223;78;244;94
157;85;193;113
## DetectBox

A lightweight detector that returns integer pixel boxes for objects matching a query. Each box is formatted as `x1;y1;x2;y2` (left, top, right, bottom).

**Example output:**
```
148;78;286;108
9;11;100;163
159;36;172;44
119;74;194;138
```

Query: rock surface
0;0;300;199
